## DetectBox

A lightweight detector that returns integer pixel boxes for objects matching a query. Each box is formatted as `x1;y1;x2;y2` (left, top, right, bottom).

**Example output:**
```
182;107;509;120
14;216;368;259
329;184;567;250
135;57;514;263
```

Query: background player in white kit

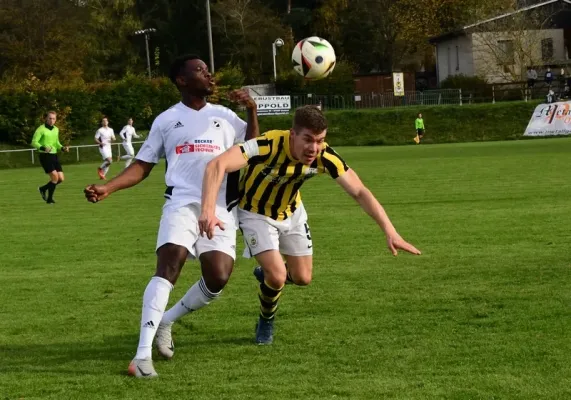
84;54;259;378
94;117;116;179
118;118;142;169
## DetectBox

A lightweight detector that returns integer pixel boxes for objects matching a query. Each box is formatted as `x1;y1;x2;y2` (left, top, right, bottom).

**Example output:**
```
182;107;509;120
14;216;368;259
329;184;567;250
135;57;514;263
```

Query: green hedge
0;76;180;147
256;102;539;146
0;97;544;169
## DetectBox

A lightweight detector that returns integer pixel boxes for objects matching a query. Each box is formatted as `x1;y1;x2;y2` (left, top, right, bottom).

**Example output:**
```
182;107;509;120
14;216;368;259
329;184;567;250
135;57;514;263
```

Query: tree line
0;0;513;84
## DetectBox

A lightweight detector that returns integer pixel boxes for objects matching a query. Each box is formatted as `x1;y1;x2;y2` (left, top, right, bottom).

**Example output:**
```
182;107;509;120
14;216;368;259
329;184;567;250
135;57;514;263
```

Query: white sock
121;154;132;160
124;157;133;168
103;163;110;175
134;276;173;360
99;160;109;170
161;277;221;325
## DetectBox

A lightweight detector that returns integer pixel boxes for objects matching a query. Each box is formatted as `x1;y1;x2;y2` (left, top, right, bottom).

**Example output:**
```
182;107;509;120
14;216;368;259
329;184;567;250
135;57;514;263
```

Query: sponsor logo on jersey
175;140;221;154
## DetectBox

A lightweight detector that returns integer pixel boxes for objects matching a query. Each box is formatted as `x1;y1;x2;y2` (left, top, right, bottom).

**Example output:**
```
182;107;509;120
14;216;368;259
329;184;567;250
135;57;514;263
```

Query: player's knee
292;273;312;286
58;175;64;183
264;268;287;289
202;271;230;293
200;254;234;292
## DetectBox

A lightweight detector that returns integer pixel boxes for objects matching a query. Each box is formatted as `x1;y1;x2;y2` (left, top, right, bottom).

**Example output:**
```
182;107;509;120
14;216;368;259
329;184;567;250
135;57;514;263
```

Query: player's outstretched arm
335;169;421;256
199;145;248;239
84;160;155;203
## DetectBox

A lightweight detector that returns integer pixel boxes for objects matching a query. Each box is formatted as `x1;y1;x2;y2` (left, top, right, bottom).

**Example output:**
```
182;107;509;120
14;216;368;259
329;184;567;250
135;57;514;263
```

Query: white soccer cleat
127;357;158;378
155;322;174;359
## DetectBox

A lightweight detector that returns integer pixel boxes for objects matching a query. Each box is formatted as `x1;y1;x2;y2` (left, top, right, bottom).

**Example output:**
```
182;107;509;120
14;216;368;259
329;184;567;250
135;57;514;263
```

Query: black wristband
39;146;46;152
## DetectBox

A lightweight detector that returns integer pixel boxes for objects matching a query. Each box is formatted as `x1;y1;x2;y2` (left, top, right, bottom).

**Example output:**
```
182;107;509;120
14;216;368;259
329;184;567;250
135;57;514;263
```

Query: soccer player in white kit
119;118;142;168
95;117;116;179
84;54;259;378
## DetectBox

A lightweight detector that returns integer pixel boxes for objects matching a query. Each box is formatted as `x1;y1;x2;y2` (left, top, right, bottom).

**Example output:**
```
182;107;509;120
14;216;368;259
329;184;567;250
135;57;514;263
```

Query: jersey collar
178;101;211;112
284;130;295;161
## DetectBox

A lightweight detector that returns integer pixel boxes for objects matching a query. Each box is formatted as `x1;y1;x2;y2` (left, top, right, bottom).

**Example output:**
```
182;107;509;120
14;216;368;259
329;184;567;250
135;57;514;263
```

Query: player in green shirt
31;111;69;204
414;113;425;144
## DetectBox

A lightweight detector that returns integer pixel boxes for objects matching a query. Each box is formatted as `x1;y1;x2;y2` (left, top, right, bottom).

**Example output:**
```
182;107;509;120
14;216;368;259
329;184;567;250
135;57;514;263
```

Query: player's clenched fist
228;89;256;110
84;184;110;203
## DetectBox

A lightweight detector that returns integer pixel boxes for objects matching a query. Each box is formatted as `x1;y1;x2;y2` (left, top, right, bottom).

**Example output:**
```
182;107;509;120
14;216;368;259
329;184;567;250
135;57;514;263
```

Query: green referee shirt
415;118;425;130
31;124;63;154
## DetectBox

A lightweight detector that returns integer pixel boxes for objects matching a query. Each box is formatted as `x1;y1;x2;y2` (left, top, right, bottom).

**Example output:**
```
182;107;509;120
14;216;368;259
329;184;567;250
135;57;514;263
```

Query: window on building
497;40;515;65
542;38;554;61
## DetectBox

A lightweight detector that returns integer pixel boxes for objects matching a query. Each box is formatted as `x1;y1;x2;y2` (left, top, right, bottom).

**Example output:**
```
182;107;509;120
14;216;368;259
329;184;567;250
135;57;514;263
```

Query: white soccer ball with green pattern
292;36;336;80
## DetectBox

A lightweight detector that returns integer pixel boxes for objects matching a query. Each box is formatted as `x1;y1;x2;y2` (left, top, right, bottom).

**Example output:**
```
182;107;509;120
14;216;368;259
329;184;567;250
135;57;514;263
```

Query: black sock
40;181;51;191
47;181;57;201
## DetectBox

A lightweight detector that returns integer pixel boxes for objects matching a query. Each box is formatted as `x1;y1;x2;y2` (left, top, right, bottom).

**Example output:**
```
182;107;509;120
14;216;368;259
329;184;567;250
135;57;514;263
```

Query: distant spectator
546;89;555;104
316;100;322;111
413;113;425;144
527;67;537;88
559;67;566;86
545;67;553;86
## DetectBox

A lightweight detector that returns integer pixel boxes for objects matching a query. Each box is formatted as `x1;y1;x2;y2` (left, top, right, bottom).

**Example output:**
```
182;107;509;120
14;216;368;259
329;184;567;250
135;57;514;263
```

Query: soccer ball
292;36;336;80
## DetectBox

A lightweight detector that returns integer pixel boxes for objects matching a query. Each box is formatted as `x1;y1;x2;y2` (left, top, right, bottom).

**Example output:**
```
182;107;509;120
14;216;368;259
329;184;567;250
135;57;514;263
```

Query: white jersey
95;127;115;146
120;125;140;144
136;102;247;215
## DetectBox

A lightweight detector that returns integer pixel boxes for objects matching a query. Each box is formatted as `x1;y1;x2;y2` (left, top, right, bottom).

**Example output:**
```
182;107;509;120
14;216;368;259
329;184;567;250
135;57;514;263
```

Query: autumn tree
211;0;289;83
83;0;143;79
0;0;91;80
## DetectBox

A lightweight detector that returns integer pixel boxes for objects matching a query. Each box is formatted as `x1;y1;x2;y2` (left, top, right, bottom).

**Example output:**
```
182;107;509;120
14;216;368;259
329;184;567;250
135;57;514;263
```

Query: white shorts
157;203;236;260
238;203;313;258
122;142;135;157
99;145;112;160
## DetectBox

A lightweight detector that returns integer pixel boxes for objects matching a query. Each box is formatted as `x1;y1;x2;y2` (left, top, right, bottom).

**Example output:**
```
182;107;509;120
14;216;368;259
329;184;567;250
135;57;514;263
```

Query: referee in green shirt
31;111;69;204
414;113;425;144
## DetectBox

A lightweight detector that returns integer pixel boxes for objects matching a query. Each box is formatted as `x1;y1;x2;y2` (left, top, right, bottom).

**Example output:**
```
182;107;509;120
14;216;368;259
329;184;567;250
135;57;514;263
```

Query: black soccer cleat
255;317;274;345
38;187;47;202
46;199;56;204
253;265;264;284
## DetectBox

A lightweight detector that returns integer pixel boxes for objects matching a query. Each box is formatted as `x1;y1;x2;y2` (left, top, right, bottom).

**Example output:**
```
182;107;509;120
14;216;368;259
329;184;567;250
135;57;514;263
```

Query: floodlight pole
134;28;157;78
273;38;284;81
206;0;215;73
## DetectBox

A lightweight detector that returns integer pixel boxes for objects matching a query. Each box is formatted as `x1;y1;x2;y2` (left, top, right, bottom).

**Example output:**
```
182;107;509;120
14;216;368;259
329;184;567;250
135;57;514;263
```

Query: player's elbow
207;157;228;175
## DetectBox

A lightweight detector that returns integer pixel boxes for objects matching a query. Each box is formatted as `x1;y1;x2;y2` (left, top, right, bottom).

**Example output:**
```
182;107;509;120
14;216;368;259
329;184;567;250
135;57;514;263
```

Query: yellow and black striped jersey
238;130;349;221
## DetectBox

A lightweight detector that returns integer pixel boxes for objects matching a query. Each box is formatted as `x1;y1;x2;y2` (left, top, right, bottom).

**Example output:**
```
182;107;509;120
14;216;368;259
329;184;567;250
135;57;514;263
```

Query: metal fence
289;82;570;109
290;89;463;110
0;141;145;169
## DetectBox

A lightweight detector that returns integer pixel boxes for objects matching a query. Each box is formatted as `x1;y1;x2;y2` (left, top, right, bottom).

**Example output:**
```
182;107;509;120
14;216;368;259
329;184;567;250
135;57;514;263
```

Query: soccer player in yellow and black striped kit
199;105;421;344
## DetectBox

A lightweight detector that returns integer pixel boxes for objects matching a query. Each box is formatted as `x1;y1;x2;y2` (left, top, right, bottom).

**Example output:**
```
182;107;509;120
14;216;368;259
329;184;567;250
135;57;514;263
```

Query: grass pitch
0;139;570;399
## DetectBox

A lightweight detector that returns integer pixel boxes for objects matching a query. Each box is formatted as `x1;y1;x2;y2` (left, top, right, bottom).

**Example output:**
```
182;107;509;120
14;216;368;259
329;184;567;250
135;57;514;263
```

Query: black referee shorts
39;153;63;174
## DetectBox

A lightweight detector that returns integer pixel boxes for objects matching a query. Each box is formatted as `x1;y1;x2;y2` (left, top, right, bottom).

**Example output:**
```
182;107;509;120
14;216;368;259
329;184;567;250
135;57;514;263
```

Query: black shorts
39;153;63;174
417;129;425;136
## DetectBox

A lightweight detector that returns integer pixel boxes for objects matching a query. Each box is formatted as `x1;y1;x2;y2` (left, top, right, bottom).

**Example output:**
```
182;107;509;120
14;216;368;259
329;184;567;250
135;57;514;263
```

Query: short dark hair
293;105;327;133
169;54;201;84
